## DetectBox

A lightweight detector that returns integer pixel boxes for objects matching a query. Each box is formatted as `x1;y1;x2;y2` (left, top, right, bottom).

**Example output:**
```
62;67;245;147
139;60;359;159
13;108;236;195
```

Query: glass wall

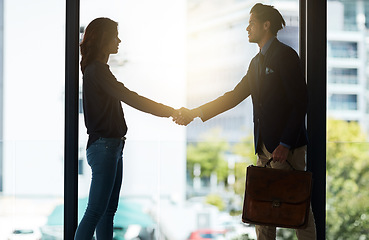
76;0;299;239
185;0;299;239
77;0;187;239
9;0;367;240
0;0;65;239
327;0;369;239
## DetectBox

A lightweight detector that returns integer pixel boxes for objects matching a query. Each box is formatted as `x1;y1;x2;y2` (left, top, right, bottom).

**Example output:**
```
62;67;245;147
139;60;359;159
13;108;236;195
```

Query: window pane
0;0;65;239
78;0;186;239
328;68;358;84
329;94;358;110
328;41;358;58
327;0;369;239
186;0;299;239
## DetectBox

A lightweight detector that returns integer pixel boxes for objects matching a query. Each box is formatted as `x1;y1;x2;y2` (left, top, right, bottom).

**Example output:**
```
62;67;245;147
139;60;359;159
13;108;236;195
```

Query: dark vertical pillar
299;0;306;72
0;0;3;192
64;0;80;239
305;0;327;239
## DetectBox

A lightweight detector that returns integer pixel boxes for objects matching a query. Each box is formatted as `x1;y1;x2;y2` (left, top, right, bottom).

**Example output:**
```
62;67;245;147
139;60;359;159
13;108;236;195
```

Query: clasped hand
172;107;195;126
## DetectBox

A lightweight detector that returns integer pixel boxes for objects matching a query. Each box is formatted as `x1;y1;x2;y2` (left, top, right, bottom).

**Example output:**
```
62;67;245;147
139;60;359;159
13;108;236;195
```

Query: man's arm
173;74;252;126
195;74;251;122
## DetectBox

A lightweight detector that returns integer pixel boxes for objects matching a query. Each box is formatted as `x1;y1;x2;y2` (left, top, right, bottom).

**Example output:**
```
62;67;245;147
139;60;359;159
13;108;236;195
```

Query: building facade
327;0;369;133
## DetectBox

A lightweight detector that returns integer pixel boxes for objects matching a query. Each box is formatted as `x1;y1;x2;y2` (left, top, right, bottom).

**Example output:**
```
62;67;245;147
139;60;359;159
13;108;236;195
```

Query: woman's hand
172;108;195;126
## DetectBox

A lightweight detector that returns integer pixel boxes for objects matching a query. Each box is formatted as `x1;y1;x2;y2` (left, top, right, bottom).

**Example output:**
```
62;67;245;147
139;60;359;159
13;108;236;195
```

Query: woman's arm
92;63;175;117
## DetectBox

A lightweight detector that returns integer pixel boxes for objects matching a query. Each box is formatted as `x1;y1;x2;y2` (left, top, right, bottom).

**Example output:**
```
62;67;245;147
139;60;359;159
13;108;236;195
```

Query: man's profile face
246;13;266;44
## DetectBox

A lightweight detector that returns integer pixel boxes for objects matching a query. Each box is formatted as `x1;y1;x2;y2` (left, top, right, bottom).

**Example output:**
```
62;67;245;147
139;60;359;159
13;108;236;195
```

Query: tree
205;194;226;211
326;119;369;239
187;128;229;183
232;135;257;196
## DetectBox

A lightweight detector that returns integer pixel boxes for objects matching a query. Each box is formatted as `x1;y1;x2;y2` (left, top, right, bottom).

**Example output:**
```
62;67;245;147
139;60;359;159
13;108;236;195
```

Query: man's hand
172;107;195;126
272;144;289;163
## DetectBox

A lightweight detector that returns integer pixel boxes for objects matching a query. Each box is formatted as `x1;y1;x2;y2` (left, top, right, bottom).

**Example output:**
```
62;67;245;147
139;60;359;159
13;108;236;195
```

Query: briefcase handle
265;158;296;170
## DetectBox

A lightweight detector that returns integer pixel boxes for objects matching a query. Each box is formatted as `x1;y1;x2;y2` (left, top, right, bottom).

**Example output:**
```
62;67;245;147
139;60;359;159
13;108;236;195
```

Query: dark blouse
83;61;174;148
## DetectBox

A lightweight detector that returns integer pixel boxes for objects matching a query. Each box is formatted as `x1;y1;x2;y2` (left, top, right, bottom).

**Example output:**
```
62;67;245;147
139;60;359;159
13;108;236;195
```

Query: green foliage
276;228;297;240
232;136;257;196
231;233;253;240
187;128;229;182
326;119;369;240
232;135;256;160
205;194;226;211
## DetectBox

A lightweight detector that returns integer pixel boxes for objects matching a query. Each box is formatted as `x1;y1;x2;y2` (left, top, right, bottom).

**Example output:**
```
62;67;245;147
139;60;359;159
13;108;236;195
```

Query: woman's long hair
80;17;118;73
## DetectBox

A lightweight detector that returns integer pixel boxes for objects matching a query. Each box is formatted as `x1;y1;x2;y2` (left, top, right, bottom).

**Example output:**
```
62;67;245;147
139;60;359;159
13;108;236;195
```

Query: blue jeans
74;137;125;240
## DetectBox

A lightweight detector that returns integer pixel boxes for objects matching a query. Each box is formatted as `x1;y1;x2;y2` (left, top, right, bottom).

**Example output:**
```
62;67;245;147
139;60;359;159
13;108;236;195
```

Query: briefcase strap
265;158;296;170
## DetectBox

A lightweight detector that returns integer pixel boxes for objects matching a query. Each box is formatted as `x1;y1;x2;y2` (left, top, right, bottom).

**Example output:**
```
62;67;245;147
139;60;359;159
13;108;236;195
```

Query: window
328;68;358;84
328;41;358;58
343;1;358;30
327;2;369;239
329;94;358;110
79;92;83;114
78;159;84;175
1;0;65;238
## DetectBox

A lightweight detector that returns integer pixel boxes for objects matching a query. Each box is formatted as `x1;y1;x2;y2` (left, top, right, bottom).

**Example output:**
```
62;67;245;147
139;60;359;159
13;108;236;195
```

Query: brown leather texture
242;165;312;228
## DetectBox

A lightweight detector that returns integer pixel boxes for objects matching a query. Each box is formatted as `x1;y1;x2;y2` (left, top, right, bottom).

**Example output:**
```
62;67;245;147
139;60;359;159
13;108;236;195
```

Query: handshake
171;107;200;126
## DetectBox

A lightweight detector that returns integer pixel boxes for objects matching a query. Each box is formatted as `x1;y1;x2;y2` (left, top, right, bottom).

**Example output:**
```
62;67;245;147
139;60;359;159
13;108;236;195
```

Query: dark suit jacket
196;38;308;153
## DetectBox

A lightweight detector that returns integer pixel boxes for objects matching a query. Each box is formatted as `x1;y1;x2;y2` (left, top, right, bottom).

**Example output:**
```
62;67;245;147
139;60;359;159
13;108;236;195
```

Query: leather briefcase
242;160;312;228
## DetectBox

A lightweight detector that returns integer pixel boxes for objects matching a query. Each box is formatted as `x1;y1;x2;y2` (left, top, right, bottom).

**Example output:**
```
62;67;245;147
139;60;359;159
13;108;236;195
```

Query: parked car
7;228;42;240
188;229;226;240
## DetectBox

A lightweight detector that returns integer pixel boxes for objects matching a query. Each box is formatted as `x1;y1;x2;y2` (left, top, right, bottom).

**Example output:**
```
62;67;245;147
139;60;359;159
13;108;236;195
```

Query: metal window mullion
64;0;80;239
305;0;327;239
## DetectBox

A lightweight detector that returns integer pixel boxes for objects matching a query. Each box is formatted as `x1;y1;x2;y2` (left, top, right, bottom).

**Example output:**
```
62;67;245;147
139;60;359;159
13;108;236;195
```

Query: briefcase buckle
272;200;281;208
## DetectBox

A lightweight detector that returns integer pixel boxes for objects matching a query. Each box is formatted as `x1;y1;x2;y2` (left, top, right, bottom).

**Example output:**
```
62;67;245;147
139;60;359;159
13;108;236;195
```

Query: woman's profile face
105;31;121;55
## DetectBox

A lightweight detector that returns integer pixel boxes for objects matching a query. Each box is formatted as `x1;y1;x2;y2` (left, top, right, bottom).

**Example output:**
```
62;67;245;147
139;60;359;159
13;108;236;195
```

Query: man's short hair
250;3;286;36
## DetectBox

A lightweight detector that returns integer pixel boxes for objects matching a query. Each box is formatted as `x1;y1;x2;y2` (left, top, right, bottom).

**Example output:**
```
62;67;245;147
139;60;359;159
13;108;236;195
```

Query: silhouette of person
74;17;178;240
173;3;316;240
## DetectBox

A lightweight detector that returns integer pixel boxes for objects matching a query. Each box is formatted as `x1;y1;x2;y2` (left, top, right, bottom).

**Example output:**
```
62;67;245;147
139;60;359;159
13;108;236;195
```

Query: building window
328;68;358;84
79;91;83;114
329;94;358;110
78;158;84;175
79;97;83;114
328;41;358;58
343;1;358;30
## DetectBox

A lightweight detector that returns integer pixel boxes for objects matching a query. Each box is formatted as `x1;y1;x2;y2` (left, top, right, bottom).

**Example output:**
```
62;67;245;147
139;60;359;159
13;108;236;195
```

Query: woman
74;17;176;240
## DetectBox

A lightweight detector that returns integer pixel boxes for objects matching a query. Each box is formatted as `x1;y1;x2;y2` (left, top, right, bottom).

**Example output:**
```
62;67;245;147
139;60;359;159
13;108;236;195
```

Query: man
173;3;316;240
